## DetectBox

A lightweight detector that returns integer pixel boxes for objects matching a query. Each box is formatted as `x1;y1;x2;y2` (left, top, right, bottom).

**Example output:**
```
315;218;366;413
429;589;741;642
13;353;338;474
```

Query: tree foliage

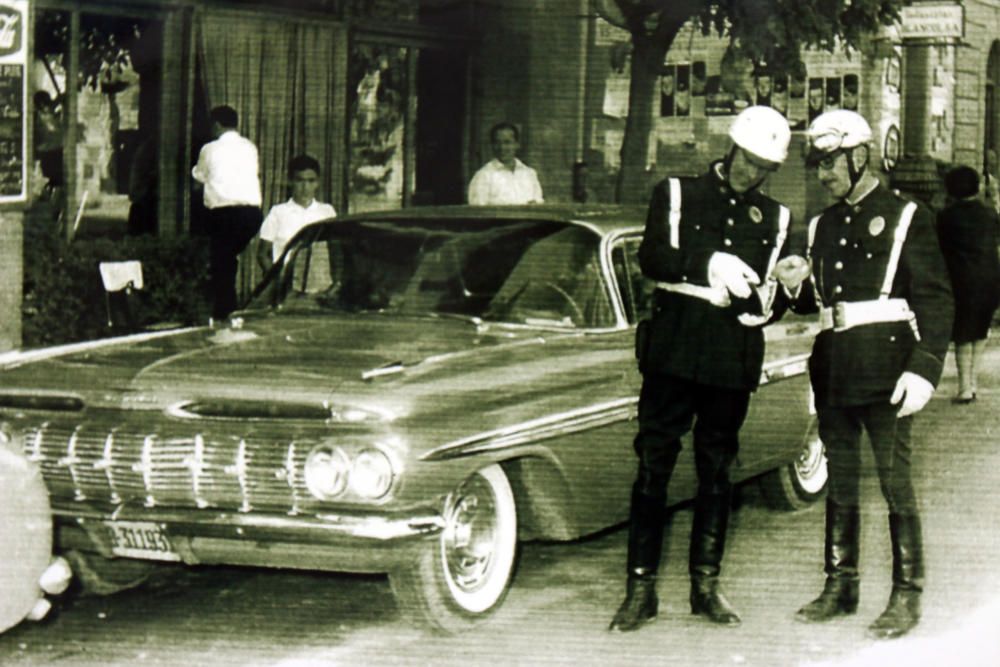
34;11;145;96
600;0;902;202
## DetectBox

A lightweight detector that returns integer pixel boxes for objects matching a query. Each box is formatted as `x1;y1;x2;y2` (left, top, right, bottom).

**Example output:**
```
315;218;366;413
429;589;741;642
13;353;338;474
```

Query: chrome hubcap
442;475;498;593
795;435;828;495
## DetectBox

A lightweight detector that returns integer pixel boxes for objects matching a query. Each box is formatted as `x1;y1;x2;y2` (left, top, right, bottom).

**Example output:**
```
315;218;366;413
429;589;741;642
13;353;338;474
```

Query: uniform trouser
816;403;918;514
206;206;263;320
626;372;751;575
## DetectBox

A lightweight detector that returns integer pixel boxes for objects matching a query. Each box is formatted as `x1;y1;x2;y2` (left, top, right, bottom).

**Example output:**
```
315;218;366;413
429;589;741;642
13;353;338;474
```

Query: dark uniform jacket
792;183;953;407
638;162;793;391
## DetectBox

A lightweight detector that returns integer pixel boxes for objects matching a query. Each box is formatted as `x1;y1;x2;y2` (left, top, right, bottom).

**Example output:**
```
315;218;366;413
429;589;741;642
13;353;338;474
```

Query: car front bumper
53;503;446;574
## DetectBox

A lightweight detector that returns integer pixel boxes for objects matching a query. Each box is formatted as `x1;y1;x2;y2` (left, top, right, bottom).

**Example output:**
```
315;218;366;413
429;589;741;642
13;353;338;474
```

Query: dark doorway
415;47;466;205
985;41;1000;174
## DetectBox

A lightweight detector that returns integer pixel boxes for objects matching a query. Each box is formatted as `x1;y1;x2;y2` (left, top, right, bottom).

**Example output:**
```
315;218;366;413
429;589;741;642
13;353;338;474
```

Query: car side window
611;236;654;324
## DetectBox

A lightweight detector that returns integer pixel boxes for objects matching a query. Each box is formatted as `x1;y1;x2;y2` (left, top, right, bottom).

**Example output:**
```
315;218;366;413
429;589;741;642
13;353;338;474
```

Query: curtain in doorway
195;11;347;300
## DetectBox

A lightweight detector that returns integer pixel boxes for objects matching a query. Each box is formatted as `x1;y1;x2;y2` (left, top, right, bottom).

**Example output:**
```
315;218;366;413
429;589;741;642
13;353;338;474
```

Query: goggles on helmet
805;128;850;169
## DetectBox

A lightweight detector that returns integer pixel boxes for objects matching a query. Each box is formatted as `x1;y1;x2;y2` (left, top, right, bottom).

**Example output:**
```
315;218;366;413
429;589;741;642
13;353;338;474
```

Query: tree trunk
614;16;686;204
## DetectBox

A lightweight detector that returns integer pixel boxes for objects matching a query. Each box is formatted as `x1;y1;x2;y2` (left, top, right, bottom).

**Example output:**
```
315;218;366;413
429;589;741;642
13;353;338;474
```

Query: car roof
325;204;648;236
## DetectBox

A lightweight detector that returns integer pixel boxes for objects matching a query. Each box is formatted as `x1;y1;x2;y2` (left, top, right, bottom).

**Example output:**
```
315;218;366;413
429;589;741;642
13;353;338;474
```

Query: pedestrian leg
609;373;689;632
866;409;923;639
954;342;975;401
798;406;863;621
687;386;749;626
796;499;860;622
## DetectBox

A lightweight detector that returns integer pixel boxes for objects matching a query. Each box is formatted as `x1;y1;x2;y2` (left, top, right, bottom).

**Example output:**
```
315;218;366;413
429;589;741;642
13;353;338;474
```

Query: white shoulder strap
880;201;918;298
764;205;791;277
807;214;821;255
806;213;823;308
667;178;681;249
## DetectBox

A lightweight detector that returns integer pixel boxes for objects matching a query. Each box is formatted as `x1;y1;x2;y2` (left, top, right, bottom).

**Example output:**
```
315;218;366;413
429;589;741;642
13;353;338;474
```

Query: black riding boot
796;500;860;623
609;485;665;632
869;513;923;639
689;490;741;626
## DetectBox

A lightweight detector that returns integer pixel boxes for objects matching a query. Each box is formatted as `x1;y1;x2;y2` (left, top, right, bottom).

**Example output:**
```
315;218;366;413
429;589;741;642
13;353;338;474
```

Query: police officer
780;110;953;639
610;106;797;632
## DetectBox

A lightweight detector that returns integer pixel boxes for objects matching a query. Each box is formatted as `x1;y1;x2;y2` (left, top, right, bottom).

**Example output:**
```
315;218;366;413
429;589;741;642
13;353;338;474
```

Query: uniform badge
748;206;763;223
868;216;886;237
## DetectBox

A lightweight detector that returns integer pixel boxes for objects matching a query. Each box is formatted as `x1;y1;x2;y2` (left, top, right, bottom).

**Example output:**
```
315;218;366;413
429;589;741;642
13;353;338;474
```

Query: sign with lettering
0;0;26;203
900;3;964;40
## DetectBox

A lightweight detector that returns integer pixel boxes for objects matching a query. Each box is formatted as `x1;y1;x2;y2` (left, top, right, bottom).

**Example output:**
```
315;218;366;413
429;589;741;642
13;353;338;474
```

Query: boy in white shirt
257;154;337;272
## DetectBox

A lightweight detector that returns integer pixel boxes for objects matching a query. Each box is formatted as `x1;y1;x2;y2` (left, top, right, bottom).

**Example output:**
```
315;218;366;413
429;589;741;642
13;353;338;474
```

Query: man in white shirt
257;154;337;272
467;122;544;205
192;105;262;319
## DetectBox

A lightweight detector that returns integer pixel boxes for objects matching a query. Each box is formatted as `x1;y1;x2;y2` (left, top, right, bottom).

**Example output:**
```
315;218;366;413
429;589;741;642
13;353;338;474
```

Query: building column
0;211;23;351
902;43;933;156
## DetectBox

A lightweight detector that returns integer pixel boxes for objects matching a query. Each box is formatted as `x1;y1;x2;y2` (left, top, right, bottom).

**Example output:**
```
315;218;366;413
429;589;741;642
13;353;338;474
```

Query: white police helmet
728;105;791;165
806;110;873;166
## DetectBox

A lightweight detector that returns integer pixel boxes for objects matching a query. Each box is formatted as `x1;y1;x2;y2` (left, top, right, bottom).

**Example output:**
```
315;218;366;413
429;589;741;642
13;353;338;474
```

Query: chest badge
868;216;886;237
748;206;763;223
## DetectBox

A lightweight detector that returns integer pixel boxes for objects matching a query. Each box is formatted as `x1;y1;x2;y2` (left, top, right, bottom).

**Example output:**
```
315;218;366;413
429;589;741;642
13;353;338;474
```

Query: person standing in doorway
791;110;952;640
257;154;337;272
936;165;1000;404
609;106;802;633
467;122;543;205
192;105;263;320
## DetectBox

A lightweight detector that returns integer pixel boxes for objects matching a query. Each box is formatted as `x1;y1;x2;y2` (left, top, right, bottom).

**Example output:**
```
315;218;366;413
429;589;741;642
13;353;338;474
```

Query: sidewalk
807;334;1000;666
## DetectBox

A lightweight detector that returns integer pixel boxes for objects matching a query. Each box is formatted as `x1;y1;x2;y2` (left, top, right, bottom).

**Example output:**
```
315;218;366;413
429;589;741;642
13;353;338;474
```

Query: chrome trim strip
140;434;155;508
421;397;638;461
422;351;813;462
26;422;46;463
189;434;207;509
228;438;250;513
601;228;645;329
759;352;811;384
98;430;121;505
62;426;85;501
56;507;444;541
285;441;300;515
0;327;203;370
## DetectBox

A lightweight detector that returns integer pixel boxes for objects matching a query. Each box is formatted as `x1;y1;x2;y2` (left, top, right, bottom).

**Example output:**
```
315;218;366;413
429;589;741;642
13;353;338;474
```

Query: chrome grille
22;423;315;513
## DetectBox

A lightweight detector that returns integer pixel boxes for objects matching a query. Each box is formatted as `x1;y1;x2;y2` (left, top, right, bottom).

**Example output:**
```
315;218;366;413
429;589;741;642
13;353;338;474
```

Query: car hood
0;314;627;421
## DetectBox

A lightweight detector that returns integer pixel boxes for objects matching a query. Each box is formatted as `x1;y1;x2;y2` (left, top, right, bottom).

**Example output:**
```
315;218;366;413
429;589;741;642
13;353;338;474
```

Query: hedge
22;219;211;347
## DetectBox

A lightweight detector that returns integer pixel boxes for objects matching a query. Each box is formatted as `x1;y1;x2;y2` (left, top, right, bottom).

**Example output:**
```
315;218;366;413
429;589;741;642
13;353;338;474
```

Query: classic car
0;205;827;633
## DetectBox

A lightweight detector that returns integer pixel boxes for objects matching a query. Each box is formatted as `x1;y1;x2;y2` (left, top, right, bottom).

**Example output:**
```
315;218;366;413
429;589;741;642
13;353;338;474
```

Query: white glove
890;371;935;417
708;252;760;299
771;255;812;291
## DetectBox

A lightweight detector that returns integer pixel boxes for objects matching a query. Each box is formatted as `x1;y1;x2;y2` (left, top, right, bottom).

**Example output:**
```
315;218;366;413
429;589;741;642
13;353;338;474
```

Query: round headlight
304;446;350;500
349;449;394;499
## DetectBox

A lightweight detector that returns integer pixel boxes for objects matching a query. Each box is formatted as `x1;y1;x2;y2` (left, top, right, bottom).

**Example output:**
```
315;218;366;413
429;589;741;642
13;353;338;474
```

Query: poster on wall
659;65;674;117
0;0;26;204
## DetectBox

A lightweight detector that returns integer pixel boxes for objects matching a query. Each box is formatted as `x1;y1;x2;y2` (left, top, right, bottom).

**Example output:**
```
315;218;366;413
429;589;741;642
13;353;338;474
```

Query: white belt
819;298;915;333
655;282;730;307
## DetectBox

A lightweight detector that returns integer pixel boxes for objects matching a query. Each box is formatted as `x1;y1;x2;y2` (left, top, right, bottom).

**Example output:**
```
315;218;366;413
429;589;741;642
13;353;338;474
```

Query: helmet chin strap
844;146;869;201
723;145;766;193
723;144;737;178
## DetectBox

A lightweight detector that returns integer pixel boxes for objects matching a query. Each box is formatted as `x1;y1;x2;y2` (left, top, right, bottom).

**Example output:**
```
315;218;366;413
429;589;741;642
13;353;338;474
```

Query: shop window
33;9;162;238
347;43;409;213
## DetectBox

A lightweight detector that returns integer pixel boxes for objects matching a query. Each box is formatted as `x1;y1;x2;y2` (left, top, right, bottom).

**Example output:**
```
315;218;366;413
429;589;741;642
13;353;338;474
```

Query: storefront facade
473;1;1000;220
1;0;473;349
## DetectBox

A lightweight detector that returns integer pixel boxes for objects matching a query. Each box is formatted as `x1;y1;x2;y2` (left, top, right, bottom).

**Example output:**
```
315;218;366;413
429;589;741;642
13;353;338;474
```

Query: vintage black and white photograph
1;1;999;666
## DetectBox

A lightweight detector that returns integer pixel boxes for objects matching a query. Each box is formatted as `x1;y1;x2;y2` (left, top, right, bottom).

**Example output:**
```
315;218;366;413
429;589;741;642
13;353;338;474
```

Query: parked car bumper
53;503;445;574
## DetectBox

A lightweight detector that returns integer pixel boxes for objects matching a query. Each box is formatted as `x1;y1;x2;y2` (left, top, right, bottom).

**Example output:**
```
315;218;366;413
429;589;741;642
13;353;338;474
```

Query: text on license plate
103;520;181;561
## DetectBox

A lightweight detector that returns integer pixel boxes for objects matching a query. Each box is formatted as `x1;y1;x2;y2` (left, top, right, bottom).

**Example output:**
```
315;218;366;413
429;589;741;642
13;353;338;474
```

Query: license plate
103;520;181;561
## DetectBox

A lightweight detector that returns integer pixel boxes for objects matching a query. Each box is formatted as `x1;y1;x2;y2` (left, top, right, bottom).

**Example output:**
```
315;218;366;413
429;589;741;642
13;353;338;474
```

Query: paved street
3;342;1000;666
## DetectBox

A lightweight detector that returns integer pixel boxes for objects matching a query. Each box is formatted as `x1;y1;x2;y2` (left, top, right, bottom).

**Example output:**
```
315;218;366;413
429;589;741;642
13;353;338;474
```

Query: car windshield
246;217;616;329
